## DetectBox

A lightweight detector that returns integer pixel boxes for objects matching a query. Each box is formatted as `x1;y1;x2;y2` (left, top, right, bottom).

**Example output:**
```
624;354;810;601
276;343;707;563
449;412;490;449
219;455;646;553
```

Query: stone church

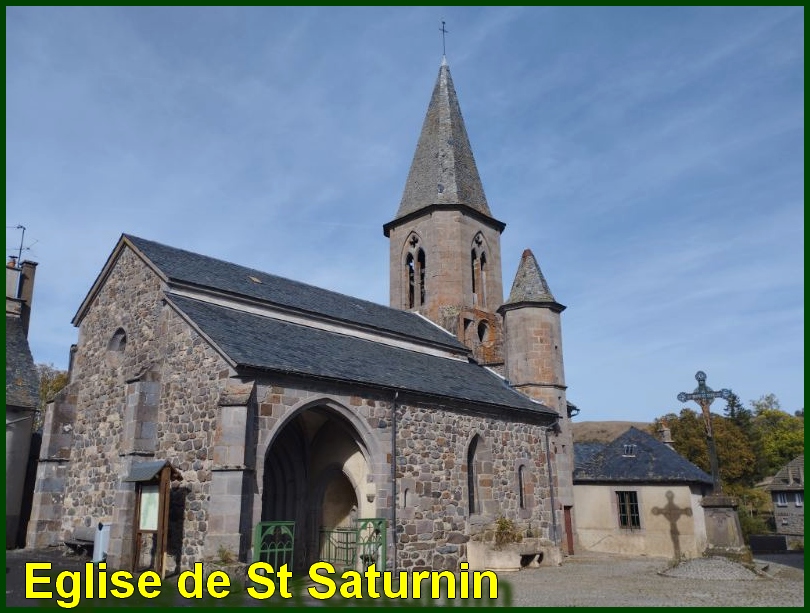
27;57;576;573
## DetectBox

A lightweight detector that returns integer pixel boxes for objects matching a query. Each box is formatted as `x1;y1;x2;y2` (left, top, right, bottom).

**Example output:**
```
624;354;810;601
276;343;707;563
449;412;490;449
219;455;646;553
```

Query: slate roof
392;59;492;222
6;316;39;409
168;294;557;419
574;442;607;470
573;427;712;485
765;455;804;492
122;234;467;352
505;249;557;305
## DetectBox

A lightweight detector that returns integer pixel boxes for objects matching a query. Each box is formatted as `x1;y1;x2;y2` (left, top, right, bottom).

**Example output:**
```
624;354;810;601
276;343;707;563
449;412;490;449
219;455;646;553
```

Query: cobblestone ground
502;552;804;607
6;548;804;608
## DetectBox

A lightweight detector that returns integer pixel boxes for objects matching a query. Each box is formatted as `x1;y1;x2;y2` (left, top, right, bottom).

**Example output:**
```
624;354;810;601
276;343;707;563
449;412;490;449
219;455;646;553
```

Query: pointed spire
506;249;557;304
394;61;491;221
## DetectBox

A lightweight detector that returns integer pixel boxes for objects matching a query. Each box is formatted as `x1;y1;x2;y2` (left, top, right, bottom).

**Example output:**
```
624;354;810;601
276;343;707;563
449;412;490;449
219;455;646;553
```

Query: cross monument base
701;494;752;563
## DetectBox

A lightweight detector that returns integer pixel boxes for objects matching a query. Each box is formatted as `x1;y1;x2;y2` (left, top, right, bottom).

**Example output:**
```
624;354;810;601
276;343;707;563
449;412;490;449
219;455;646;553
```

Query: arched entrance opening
260;404;373;572
321;471;358;530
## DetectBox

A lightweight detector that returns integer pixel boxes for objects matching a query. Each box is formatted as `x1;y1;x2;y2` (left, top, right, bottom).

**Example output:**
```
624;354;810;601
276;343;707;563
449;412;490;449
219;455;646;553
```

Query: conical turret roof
394;58;491;220
505;249;556;304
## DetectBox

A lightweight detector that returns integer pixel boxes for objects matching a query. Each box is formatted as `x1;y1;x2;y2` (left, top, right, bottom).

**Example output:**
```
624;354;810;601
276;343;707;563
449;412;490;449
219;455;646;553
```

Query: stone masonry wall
774;495;804;536
388;212;504;326
56;246;231;568
396;404;554;571
388;212;505;368
250;377;558;572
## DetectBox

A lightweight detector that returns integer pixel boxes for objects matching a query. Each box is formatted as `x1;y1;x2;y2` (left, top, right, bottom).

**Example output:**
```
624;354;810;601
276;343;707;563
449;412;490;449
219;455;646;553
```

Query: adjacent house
5;256;40;548
765;454;804;548
573;427;712;559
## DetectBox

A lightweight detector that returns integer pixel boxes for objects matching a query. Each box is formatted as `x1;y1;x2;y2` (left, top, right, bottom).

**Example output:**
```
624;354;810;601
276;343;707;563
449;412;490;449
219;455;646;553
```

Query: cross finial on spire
440;20;448;58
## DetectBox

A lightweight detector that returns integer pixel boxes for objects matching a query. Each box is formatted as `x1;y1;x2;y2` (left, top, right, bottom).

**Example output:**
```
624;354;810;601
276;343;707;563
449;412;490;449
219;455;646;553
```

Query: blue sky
6;6;804;422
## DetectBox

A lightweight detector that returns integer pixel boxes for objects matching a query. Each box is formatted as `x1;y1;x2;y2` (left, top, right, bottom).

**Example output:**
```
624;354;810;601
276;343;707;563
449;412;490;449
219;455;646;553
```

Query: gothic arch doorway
260;404;373;572
319;468;358;530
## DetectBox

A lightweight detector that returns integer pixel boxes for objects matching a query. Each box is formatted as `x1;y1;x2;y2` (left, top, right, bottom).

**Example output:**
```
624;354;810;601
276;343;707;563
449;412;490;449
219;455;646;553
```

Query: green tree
654;410;709;472
34;363;69;432
751;393;781;414
723;392;752;436
749;397;804;478
653;408;756;488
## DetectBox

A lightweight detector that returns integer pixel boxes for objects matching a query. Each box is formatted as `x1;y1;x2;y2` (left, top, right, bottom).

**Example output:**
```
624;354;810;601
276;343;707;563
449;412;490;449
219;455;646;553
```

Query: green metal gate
318;518;386;572
253;521;295;571
356;518;386;572
319;527;357;572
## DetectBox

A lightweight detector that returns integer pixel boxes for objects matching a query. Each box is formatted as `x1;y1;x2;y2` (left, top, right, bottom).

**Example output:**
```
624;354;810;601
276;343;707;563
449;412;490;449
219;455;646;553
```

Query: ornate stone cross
677;371;732;494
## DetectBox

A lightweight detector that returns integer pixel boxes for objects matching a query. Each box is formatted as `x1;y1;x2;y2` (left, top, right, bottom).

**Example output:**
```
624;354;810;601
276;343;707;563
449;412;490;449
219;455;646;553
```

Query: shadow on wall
652;490;692;560
166;485;189;576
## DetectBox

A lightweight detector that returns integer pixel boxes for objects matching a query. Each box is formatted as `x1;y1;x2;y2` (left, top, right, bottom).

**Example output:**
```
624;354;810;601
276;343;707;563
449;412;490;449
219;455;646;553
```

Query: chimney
18;260;38;337
658;422;674;449
68;343;78;383
6;256;20;300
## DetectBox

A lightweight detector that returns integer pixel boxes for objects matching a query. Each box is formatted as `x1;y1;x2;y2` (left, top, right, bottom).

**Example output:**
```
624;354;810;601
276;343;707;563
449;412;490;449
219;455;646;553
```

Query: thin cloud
6;6;804;421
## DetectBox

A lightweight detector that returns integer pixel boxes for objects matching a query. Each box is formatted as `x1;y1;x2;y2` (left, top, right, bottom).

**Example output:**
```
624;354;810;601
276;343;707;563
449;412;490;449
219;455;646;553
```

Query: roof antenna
440;20;448;59
15;225;25;262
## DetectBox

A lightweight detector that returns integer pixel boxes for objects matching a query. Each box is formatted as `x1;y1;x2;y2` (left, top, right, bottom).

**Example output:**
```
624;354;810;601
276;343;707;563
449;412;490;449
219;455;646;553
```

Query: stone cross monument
677;370;731;494
676;370;750;562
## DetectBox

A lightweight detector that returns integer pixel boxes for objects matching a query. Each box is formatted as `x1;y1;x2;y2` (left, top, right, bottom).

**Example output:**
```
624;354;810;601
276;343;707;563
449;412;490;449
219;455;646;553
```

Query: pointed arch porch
252;395;386;572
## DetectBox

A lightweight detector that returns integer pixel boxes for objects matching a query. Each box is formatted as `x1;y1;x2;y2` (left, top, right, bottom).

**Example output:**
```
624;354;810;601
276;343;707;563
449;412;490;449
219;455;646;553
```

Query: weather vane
440;21;448;57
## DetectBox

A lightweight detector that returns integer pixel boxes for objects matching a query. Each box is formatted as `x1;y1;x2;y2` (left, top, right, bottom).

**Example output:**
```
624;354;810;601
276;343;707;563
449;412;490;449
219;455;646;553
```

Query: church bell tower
383;58;505;367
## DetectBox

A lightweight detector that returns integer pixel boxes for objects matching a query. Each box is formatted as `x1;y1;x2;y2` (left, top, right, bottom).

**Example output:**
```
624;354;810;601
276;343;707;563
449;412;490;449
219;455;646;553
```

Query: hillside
572;420;653;443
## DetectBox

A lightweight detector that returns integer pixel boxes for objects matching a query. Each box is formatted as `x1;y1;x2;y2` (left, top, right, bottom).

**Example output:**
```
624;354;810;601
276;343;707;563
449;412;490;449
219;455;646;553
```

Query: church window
406;253;415;308
518;465;526;509
470;250;477;295
404;234;426;309
616;491;640;529
470;233;488;308
467;435;480;515
479;252;487;306
477;320;489;343
418;249;426;305
107;327;127;368
108;327;127;352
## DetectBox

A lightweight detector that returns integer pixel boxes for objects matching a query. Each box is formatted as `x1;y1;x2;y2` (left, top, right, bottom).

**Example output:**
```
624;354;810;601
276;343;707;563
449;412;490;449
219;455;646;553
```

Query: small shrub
216;544;235;565
494;517;522;548
738;513;770;545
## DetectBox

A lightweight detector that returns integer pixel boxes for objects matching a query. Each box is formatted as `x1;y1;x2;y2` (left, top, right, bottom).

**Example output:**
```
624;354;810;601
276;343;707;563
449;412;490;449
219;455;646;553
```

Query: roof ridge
122;234;469;352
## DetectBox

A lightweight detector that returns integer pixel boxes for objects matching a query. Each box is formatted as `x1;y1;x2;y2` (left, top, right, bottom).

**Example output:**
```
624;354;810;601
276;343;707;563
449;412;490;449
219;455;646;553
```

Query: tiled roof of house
5;316;39;409
168;294;557;419
573;426;712;485
765;455;804;492
392;59;492;221
123;234;467;352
